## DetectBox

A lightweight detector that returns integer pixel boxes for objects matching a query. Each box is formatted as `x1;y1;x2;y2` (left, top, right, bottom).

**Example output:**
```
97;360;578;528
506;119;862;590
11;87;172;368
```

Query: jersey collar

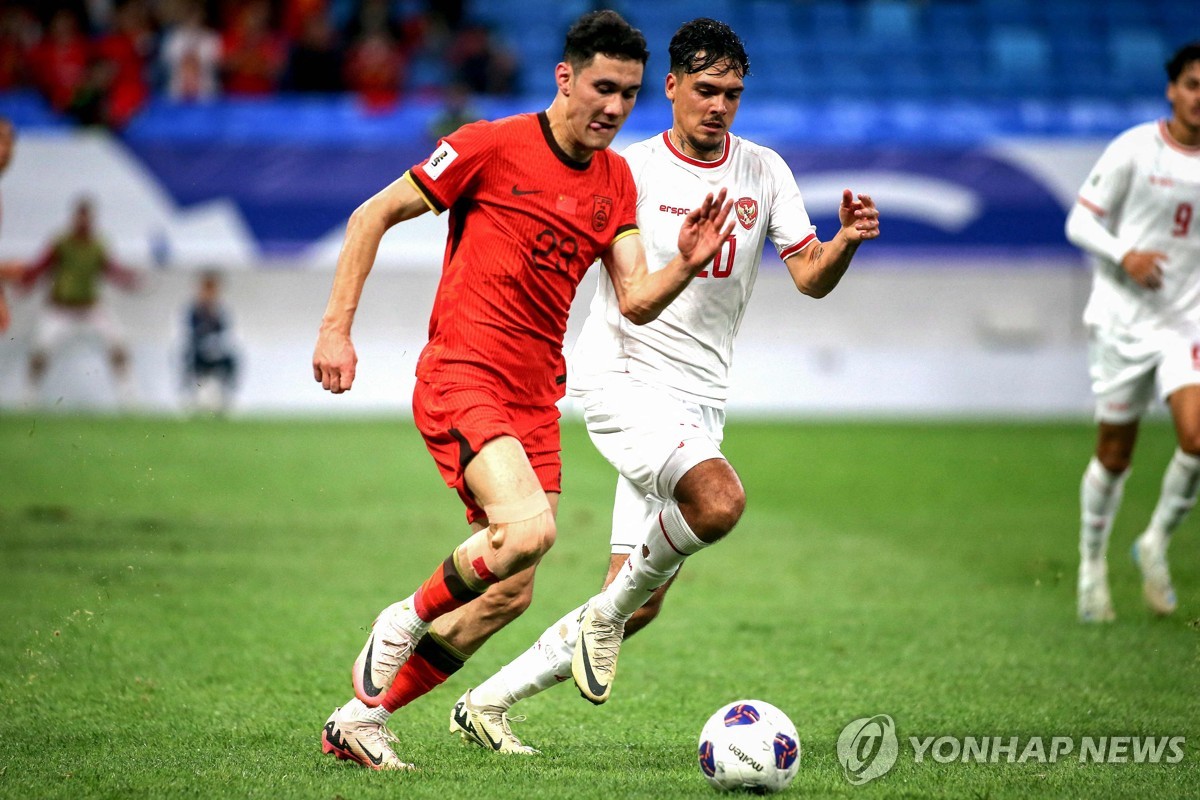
538;111;592;171
662;130;731;168
1159;119;1200;154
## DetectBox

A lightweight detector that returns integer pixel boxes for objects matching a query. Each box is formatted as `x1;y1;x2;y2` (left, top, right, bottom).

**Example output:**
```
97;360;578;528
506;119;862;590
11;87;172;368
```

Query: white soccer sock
1079;457;1128;562
364;703;391;723
345;697;392;723
595;502;707;621
469;604;582;710
1146;448;1200;544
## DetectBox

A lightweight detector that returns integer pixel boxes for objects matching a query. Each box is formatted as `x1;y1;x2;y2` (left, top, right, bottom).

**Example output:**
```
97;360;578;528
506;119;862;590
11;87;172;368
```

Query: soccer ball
698;700;801;794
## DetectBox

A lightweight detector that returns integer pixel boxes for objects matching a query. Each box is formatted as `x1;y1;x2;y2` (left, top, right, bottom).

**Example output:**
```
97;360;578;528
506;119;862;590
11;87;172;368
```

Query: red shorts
412;379;562;524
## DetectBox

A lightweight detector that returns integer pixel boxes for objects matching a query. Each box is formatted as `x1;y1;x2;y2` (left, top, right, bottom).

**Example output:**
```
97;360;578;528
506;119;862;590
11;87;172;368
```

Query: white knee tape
483;491;551;525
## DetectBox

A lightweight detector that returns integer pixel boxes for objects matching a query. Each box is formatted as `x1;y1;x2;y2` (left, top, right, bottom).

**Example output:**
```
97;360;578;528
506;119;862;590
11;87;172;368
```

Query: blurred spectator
285;12;344;93
183;269;238;414
27;8;91;112
220;0;286;95
160;0;221;100
65;56;117;127
340;0;415;45
447;23;517;96
0;117;15;333
91;0;154;125
343;29;405;110
16;196;140;409
0;6;39;91
427;81;477;142
281;0;329;40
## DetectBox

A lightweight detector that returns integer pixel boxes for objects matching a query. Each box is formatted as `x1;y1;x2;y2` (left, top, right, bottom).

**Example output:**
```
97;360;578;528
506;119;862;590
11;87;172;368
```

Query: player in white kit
447;18;879;751
1068;41;1200;623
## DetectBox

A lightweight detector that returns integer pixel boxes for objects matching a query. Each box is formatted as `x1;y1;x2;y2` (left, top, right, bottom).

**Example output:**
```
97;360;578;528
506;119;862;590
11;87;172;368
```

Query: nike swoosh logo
355;737;384;765
454;703;502;750
360;637;384;698
511;185;543;196
479;722;503;751
579;635;609;699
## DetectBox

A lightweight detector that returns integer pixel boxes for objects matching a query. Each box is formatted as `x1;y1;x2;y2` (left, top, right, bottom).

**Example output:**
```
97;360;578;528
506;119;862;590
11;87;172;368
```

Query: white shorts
1088;323;1200;424
33;303;127;353
573;374;725;553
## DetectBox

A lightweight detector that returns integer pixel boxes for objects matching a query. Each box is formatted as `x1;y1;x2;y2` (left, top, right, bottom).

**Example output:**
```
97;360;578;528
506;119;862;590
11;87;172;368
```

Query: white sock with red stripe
595;503;708;622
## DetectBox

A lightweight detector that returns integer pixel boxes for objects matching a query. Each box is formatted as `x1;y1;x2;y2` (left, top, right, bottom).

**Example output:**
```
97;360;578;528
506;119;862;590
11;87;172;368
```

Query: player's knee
492;510;556;573
687;485;746;540
1096;450;1132;475
1176;431;1200;458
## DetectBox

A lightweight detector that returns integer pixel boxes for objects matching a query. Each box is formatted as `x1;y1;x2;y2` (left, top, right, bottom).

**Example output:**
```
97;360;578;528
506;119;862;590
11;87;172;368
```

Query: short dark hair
1166;41;1200;82
669;17;750;78
563;10;648;69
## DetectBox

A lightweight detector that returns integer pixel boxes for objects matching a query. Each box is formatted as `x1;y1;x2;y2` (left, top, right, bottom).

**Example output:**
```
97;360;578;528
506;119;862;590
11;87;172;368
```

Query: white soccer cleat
1133;533;1177;616
321;700;415;771
353;601;421;707
1077;558;1115;623
572;602;624;704
450;690;539;754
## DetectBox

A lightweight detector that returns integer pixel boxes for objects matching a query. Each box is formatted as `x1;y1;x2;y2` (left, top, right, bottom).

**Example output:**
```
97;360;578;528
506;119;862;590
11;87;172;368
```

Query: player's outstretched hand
678;188;735;272
838;189;880;242
1121;250;1165;290
313;327;357;393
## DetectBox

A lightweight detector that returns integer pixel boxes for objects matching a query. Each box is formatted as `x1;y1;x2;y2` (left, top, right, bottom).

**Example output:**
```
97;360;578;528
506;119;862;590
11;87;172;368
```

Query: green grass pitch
1;414;1197;799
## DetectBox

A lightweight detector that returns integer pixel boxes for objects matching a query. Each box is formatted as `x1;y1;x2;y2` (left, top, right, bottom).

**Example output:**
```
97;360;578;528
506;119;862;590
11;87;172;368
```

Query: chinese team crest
592;195;613;232
735;197;758;230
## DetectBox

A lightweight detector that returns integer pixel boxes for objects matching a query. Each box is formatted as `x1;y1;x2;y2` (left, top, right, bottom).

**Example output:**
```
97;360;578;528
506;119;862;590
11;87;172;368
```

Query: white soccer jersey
569;132;816;406
1077;120;1200;335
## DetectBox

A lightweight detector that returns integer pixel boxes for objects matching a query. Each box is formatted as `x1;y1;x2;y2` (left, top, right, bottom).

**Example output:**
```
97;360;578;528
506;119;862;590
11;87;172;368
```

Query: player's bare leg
352;436;555;707
456;554;678;753
575;458;743;702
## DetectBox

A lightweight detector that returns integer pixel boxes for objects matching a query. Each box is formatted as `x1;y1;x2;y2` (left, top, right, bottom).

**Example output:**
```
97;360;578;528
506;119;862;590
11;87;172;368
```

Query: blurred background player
0;117;15;332
450;17;879;749
182;269;238;414
1068;41;1200;623
15;195;139;407
312;10;734;771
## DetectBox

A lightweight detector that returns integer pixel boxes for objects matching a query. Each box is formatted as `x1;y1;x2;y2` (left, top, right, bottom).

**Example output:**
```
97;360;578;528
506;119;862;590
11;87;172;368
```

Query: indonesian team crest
735;197;758;230
592;195;613;232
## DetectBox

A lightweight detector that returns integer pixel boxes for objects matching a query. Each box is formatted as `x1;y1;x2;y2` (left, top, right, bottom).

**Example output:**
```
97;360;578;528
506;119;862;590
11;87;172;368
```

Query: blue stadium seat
1053;37;1110;97
988;26;1052;95
862;0;919;42
980;0;1037;26
808;1;855;37
1102;0;1153;27
1110;28;1169;94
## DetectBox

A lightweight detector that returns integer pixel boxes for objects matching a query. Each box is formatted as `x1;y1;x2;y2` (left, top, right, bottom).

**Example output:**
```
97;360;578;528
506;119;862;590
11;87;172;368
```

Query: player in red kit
313;10;734;770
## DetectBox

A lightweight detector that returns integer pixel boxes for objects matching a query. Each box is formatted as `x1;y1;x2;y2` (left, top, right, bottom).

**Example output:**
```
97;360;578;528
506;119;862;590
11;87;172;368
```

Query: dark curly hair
668;17;749;78
1166;41;1200;82
563;10;649;69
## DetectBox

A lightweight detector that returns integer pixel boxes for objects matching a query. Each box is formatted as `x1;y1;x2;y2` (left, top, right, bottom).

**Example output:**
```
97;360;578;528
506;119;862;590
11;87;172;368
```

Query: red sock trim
413;554;482;622
382;653;450;712
381;635;465;712
658;511;687;555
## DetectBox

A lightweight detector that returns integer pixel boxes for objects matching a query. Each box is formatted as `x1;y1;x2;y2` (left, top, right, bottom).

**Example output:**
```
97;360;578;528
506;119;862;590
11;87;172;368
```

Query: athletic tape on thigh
483;491;551;524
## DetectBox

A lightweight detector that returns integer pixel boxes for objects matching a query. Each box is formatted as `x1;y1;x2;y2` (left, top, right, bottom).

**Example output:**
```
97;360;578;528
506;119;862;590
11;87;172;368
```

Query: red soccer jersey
407;111;638;405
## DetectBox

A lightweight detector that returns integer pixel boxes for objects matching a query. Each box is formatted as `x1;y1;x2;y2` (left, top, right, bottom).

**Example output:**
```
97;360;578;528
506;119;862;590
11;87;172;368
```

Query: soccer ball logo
698;700;801;793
